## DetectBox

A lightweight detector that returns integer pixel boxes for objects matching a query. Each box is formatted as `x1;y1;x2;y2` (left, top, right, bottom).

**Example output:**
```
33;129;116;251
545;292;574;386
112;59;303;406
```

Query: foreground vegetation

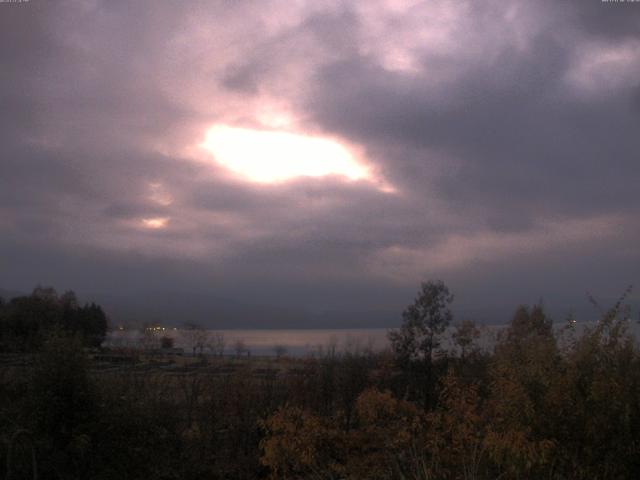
0;283;639;479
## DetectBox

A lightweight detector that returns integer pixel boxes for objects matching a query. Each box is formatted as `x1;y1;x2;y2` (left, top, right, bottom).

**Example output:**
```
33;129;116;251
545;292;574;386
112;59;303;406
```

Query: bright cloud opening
142;217;169;229
201;125;370;183
148;182;173;206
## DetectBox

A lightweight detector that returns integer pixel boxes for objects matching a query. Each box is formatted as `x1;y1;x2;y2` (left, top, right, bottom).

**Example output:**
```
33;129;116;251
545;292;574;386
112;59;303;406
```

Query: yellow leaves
259;314;640;480
484;429;555;473
487;318;565;476
348;389;425;478
260;405;344;479
356;388;420;427
425;370;487;478
260;389;426;479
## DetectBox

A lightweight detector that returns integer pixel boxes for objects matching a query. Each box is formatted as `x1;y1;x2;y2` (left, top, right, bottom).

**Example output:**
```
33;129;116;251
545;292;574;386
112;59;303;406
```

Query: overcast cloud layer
1;0;639;327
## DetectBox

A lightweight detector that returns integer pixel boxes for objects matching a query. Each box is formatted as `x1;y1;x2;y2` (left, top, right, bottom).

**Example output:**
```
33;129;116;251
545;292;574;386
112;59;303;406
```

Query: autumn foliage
1;283;639;479
260;290;640;480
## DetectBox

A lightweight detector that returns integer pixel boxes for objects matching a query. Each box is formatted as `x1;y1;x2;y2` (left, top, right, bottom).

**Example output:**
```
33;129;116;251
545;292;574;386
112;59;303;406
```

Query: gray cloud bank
1;0;638;327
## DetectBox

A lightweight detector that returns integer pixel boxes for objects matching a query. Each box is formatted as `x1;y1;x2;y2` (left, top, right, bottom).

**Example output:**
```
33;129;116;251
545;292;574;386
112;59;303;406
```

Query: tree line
0;281;638;479
0;286;108;352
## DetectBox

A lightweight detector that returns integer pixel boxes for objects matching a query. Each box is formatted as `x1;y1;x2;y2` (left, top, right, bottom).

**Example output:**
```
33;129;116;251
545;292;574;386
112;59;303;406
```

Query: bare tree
208;331;225;357
452;319;480;359
139;323;160;351
233;338;246;358
273;344;287;358
181;323;211;357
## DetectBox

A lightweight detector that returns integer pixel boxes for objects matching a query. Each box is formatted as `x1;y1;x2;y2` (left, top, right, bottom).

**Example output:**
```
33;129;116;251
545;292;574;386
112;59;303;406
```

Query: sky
1;0;639;328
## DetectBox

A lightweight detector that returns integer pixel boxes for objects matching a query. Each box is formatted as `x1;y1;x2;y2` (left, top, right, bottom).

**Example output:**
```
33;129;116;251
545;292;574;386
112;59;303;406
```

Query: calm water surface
106;321;640;357
107;325;504;356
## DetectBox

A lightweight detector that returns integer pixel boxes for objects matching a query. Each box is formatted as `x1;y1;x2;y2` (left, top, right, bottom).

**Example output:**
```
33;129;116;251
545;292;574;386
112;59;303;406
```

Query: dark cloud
308;19;640;228
0;0;638;326
572;0;640;40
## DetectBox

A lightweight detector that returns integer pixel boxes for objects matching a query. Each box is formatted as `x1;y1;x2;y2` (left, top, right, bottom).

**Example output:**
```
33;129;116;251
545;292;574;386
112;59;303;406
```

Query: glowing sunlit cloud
148;182;173;206
368;214;623;281
142;217;169;229
565;40;640;96
200;125;370;183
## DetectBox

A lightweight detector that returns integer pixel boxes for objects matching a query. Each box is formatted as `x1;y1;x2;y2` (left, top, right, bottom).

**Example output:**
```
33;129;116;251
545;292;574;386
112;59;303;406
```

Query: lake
105;319;640;357
106;324;506;356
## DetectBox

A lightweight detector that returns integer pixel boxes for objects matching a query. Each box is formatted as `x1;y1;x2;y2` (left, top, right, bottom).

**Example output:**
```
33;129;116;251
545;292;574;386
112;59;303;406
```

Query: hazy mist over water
106;321;640;357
